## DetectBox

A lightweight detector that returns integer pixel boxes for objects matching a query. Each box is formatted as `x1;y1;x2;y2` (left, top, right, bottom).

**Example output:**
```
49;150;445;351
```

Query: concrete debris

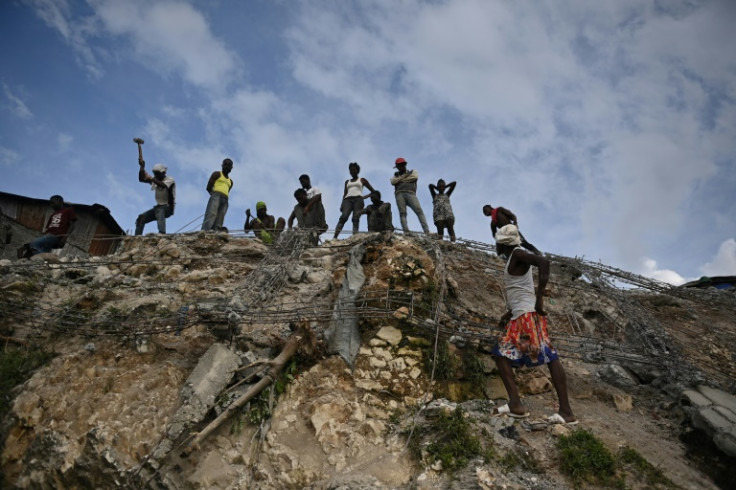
1;232;734;488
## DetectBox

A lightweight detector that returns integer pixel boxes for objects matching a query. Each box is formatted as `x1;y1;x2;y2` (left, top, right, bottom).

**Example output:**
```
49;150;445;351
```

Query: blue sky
1;0;735;284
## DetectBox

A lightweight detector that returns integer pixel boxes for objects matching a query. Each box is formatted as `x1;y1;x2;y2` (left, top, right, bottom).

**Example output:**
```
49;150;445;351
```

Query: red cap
395;157;407;166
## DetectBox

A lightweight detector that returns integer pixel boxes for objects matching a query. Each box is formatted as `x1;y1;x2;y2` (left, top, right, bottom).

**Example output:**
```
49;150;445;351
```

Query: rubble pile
1;232;734;488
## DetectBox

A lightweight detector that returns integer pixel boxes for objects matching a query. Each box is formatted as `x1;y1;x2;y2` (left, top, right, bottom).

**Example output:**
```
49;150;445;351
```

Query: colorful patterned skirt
491;312;559;367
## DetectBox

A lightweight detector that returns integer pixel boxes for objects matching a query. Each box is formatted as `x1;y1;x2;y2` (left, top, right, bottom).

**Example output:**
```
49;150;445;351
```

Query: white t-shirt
307;186;321;199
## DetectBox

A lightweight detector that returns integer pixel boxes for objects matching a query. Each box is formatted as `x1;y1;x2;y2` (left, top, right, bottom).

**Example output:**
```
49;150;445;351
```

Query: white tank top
345;179;363;198
504;248;536;319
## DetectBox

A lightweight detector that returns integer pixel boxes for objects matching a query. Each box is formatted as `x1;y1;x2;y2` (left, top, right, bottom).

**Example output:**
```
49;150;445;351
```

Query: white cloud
57;132;73;152
0;146;21;167
90;0;237;90
638;258;686;286
24;0;103;78
700;239;736;277
1;83;33;119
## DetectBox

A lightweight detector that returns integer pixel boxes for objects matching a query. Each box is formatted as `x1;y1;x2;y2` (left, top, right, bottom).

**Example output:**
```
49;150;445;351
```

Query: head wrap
256;201;267;210
495;224;521;246
152;163;167;172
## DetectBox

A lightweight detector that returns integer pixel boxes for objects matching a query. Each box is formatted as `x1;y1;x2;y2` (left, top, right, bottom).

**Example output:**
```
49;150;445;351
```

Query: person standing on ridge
429;178;457;242
491;225;576;424
483;204;540;254
390;157;430;234
202;158;234;232
136;158;175;235
333;162;375;238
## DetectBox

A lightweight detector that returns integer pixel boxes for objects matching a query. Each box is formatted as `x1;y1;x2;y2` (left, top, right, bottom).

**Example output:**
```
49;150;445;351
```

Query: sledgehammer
133;137;144;161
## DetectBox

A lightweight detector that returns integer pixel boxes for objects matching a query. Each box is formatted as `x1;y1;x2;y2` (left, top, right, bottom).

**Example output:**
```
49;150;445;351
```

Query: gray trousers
202;192;229;231
395;192;429;233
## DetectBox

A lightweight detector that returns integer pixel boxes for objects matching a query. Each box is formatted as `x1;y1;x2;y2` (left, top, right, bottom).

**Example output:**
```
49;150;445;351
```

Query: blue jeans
395;192;430;233
136;205;171;235
29;235;62;255
202;192;229;231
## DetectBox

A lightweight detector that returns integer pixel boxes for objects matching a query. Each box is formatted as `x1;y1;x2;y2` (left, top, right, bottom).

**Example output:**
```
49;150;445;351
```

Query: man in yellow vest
202;158;234;231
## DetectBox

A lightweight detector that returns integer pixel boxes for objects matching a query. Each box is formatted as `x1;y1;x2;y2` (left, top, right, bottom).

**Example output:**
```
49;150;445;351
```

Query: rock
407;336;432;347
697;385;736;413
369;358;387;368
163;265;183;280
613;393;633;411
376;326;402;346
550;424;572;437
681;389;712;408
393;307;410;320
597;363;639;388
92;266;112;284
372;347;393;361
165;343;240;441
692;407;731;439
183;270;209;282
208;267;229;284
713;429;736;458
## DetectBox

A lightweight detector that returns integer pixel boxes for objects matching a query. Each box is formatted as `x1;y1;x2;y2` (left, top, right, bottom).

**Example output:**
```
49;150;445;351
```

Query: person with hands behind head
136;156;175;235
429;178;457;242
490;225;576;424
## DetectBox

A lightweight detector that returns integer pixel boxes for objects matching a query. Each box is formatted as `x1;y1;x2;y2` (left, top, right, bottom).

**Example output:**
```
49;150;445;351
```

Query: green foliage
556;429;617;488
243;359;300;427
618;446;677;488
407;407;489;472
426;408;481;471
247;387;272;425
0;346;55;419
418;280;438;313
461;351;486;385
424;339;456;380
557;430;675;489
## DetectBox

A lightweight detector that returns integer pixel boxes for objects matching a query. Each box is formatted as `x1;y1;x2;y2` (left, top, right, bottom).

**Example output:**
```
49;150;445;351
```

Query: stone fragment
208;267;229;284
355;379;383;391
376;326;403;346
397;347;422;358
161;265;181;280
388;357;407;371
692;407;731;438
393;307;410;320
697;385;736;413
369;338;387;347
520;376;552;395
369;358;387;368
407;336;431;347
597;363;639;387
372;347;393;361
613;393;633;411
681;389;712;408
713;428;736;458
